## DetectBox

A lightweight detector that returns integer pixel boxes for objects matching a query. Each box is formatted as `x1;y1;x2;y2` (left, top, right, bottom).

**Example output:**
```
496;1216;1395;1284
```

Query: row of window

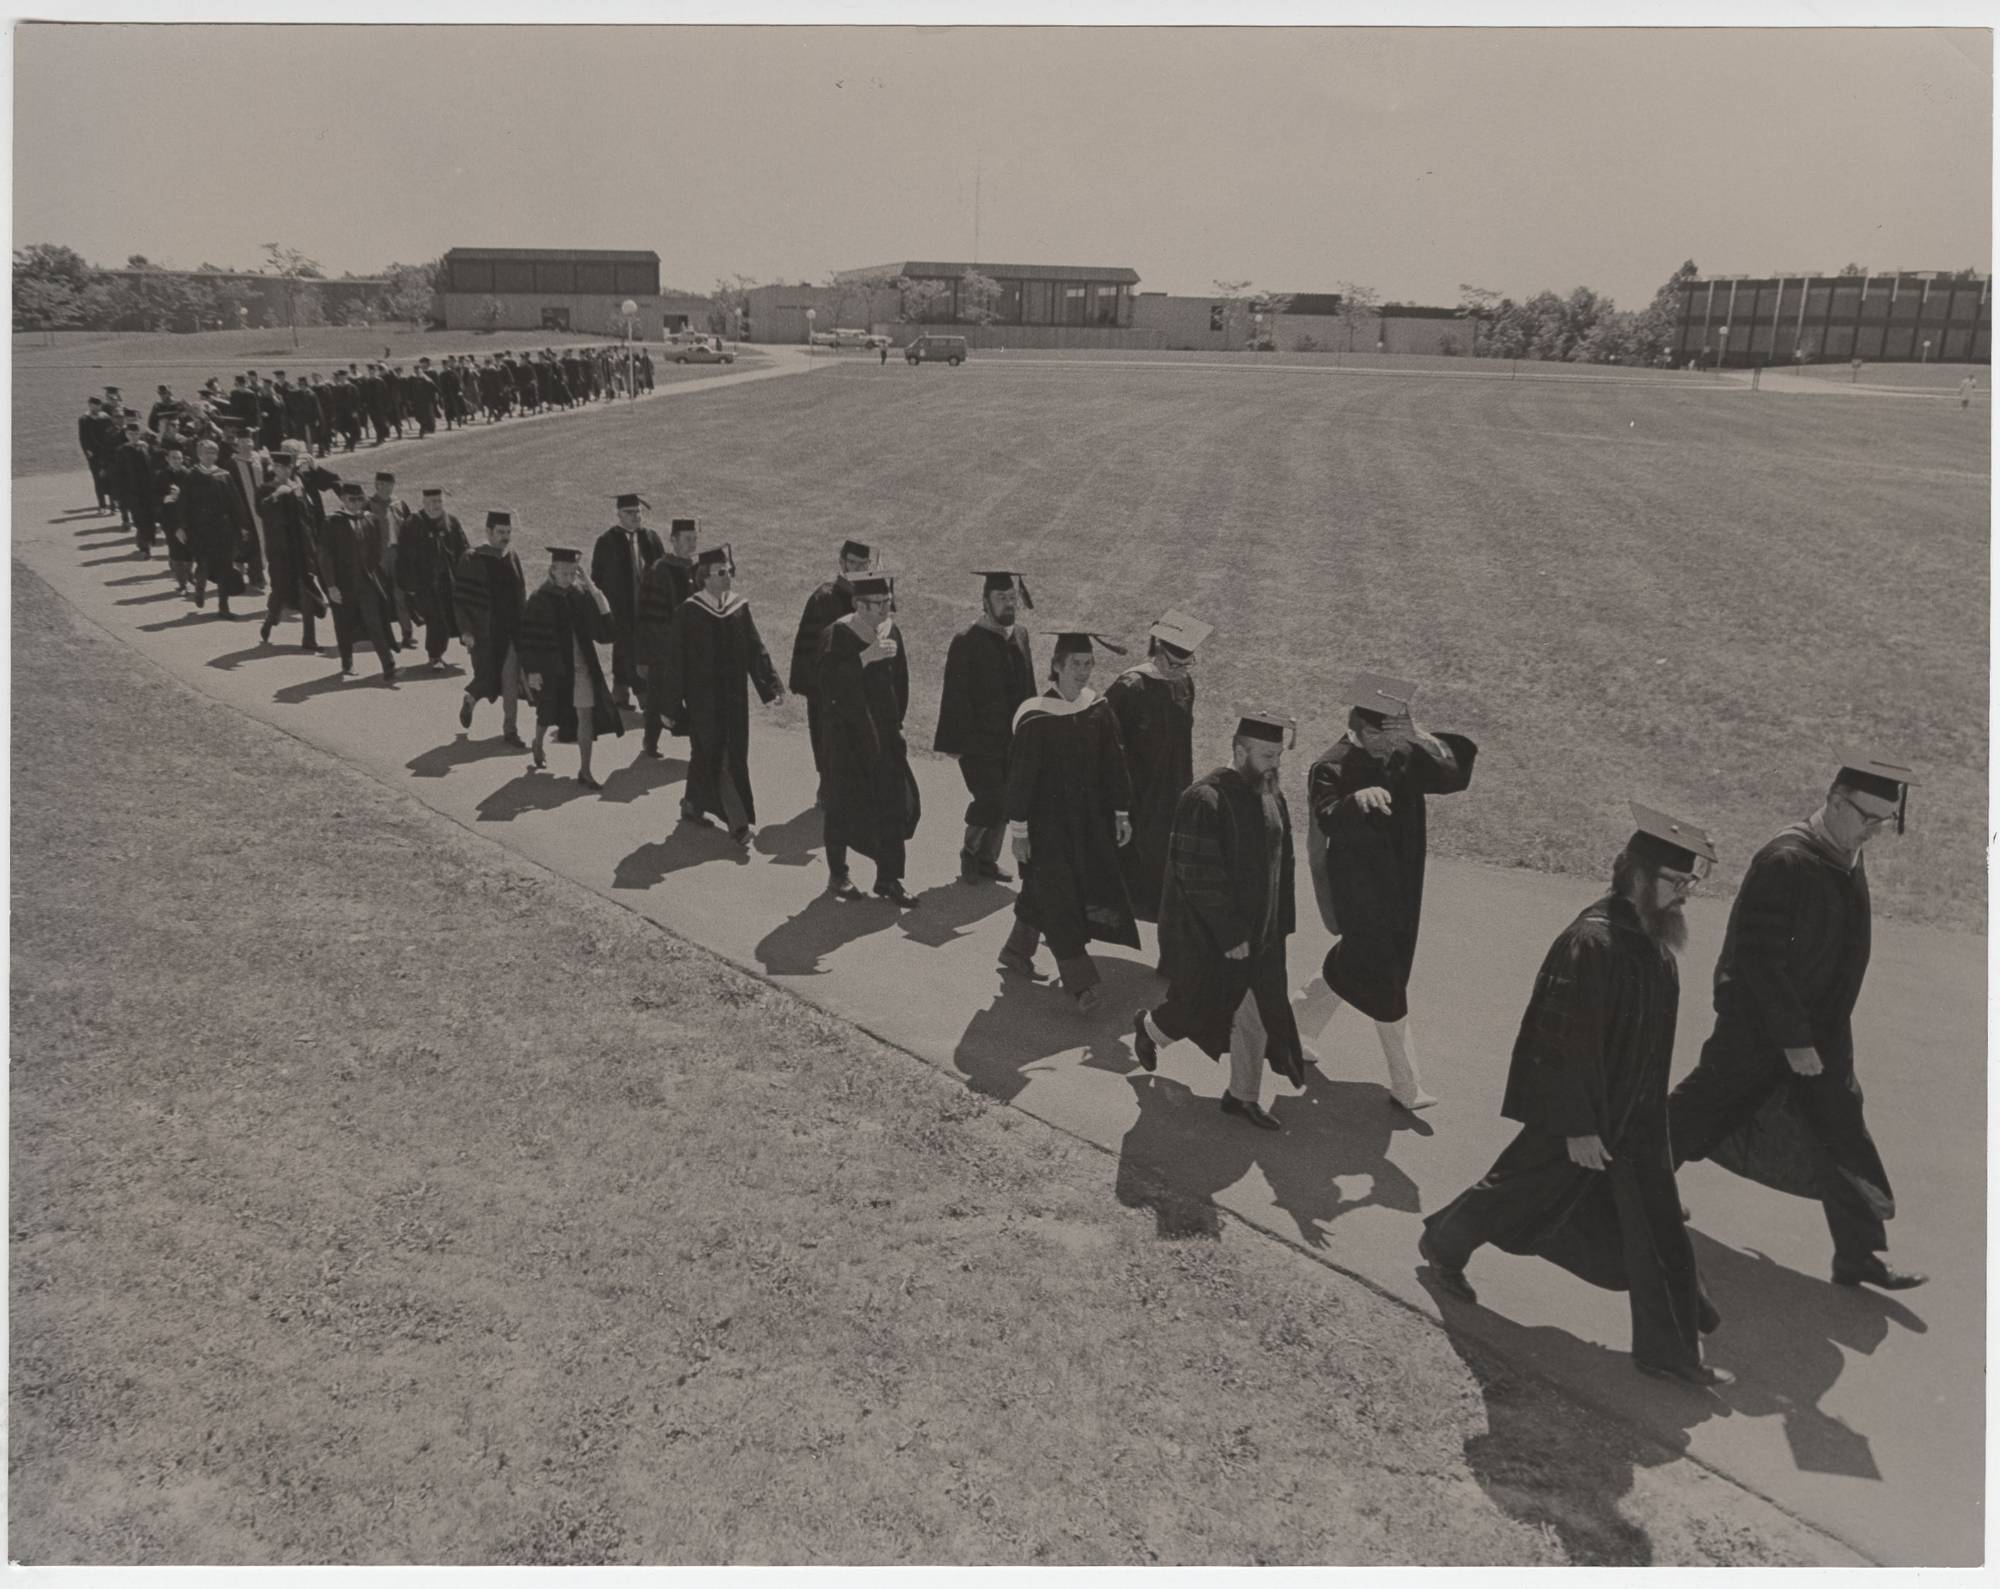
446;260;660;297
1675;322;1988;359
1682;285;1988;326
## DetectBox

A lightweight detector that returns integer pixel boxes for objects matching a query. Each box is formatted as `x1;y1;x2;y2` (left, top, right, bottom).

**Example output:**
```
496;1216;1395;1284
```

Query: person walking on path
397;488;470;672
1294;672;1477;1111
591;492;666;710
1421;803;1727;1391
997;626;1139;1014
315;480;399;682
519;548;622;788
454;511;529;747
1133;711;1309;1130
818;571;920;906
658;544;786;844
1106;610;1210;927
934;571;1038;883
1667;757;1927;1292
788;538;873;803
635;516;702;758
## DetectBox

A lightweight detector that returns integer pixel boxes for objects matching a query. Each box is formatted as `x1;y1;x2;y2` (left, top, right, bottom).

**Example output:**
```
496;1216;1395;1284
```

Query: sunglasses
1838;792;1899;830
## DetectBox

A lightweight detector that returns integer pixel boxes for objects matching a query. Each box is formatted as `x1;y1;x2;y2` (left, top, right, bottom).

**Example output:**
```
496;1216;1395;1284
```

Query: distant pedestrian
879;343;888;367
78;397;117;512
1132;711;1309;1130
1422;804;1727;1391
1958;375;1975;409
1293;672;1477;1111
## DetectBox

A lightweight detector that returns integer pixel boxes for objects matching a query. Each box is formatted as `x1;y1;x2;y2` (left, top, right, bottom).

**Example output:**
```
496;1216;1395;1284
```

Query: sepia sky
13;23;1992;308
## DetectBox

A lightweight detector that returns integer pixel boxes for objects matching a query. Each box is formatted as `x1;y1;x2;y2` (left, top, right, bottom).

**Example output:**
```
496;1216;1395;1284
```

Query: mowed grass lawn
342;360;1985;931
12;327;762;477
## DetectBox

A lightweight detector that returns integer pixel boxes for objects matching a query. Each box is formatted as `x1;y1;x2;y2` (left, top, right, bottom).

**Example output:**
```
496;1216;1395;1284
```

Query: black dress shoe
577;771;603;791
827;870;863;899
1131;1009;1158;1072
1220;1093;1281;1131
532;742;547;769
1635;1358;1734;1390
641;742;665;759
977;857;1014;883
1832;1259;1929;1291
1418;1230;1478;1303
873;881;920;908
258;620;273;644
501;732;528;749
459;696;475;730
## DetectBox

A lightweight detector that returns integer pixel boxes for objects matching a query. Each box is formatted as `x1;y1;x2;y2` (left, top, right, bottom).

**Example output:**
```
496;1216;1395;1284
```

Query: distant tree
13;243;94;339
1837;262;1868;277
126;253;155;270
1629;259;1698;366
479;295;505;333
1951;265;1983;280
959;270;1003;326
1576;306;1638;364
1456;283;1501;355
260;242;321;347
896;275;952;325
1334;281;1380;351
711;273;758;338
381;260;438;328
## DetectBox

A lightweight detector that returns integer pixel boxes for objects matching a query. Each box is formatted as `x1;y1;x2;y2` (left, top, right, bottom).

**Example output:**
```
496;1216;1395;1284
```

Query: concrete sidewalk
13;460;1983;1566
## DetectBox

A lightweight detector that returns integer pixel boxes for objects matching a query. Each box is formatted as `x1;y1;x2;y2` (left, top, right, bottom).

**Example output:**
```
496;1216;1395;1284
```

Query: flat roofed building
439;247;664;336
833;260;1141;329
1673;271;1991;366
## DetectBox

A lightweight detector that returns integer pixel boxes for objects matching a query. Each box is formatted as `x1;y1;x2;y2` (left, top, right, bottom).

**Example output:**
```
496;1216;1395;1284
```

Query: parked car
905;334;968;366
669;336;736;365
811;328;890;349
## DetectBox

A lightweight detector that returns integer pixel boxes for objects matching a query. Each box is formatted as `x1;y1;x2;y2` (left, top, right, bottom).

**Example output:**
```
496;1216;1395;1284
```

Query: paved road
14;412;1982;1564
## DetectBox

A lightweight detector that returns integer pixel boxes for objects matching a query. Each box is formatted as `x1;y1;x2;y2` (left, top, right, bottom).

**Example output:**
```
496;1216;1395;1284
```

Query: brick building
438;247;663;337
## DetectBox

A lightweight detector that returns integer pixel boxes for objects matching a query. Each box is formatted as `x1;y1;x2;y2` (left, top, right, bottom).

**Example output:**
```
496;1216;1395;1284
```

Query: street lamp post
805;307;816;356
1922;337;1933;365
620;298;638;401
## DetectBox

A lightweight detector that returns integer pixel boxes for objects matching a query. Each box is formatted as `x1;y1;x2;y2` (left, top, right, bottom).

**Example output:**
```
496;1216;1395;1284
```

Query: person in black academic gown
179;437;247;617
109;420;161;554
998;627;1139;1013
934;572;1038;882
397;488;470;670
1295;672;1478;1111
315;480;399;680
80;398;116;511
818;572;920;906
636;516;702;756
1133;712;1308;1131
658;544;785;843
1422;805;1727;1391
788;538;873;801
591;493;666;709
253;451;326;651
1105;610;1210;925
519;548;622;788
1668;758;1926;1292
454;511;529;746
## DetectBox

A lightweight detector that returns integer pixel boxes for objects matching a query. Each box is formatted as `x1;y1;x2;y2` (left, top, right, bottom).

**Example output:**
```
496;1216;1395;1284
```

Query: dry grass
10;565;1849;1566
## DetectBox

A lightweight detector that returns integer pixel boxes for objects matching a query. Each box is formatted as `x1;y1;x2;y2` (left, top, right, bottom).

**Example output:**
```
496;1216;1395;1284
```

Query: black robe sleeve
517;588;563;680
933;631;974;755
1721;846;1816;1052
1406;731;1479;795
1501;926;1613;1140
743;607;782;705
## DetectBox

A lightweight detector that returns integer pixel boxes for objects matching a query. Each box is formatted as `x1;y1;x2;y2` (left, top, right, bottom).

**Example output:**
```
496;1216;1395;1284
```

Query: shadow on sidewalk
893;877;1016;949
478;768;597;823
406;734;533;780
115;588;188;607
1110;1067;1432;1246
594;749;687;806
274;668;392;705
82;551;150;568
102;571;173;587
611;816;752;886
752;802;824;867
951;956;1159;1105
139;608;253;634
1690;1232;1925;1481
755;886;902;976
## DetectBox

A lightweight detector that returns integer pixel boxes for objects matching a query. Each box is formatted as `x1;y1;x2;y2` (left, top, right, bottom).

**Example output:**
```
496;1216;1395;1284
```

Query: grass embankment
10;566;1847;1566
285;361;1983;930
12;328;763;477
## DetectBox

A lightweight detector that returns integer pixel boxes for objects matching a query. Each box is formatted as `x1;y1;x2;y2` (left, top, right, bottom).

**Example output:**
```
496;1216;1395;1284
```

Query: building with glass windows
1672;271;1990;367
438;247;663;336
822;260;1141;333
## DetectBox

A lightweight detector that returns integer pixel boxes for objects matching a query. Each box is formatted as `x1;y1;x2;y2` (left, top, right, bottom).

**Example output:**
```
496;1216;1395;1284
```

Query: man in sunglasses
1668;757;1924;1292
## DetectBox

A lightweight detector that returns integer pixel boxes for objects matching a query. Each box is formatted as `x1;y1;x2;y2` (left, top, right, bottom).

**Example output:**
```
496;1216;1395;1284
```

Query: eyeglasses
1838;792;1899;831
1656;869;1702;895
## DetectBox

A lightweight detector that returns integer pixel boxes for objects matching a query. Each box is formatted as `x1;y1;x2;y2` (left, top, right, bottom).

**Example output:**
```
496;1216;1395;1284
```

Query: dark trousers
608;622;640;702
267;588;318;649
409;588;453;663
1669;1047;1888;1268
332;590;397;674
370;409;391;443
85;453;111;507
1003;914;1099;995
958;753;1008;864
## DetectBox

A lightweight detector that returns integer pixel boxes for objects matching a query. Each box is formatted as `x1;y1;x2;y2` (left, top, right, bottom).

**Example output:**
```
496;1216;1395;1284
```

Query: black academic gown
1105;665;1195;922
178;463;245;585
660;593;782;826
1309;731;1478;1022
1007;688;1140;959
934;622;1037;826
397;510;470;629
789;575;856;776
1153;766;1306;1083
1425;894;1703;1372
637;555;700;730
1667;824;1895;1258
818;616;920;875
453;545;528;702
591;524;666;693
255;479;326;619
518;583;623;741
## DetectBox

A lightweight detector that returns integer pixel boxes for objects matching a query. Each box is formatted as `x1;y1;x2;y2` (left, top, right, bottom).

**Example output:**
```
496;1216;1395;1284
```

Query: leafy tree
479;295;505;333
958;270;1003;326
380;260;437;328
1456;283;1500;354
1837;262;1868;277
1629;259;1697;366
14;274;80;339
896;275;952;325
1334;281;1380;351
260;242;321;346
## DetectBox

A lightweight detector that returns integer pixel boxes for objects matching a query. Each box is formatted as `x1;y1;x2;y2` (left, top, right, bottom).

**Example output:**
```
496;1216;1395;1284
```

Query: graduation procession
63;383;1941;1406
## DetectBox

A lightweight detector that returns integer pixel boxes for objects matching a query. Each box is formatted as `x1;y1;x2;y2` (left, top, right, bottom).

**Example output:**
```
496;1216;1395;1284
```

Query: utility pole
973;151;982;267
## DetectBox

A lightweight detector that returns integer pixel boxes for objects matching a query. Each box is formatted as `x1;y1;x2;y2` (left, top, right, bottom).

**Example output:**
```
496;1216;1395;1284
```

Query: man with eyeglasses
1668;758;1924;1292
1421;804;1727;1390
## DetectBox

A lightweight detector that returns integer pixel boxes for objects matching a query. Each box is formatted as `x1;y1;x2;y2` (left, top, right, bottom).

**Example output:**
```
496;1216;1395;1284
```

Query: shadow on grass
1111;1066;1432;1246
950;953;1159;1106
611;816;753;885
406;734;533;780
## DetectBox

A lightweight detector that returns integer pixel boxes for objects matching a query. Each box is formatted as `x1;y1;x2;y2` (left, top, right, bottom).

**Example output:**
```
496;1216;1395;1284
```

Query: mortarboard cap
549;547;581;564
696;543;736;573
337;480;367;499
421;487;445;498
1236;710;1297;747
374;470;396;483
1351;671;1419;721
1627;801;1718;876
486;510;512;529
615;492;650;510
977;570;1033;609
668;517;698;537
1039;624;1127;656
1835;756;1917;833
1150;610;1214;656
840;538;873;562
851;572;895;598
